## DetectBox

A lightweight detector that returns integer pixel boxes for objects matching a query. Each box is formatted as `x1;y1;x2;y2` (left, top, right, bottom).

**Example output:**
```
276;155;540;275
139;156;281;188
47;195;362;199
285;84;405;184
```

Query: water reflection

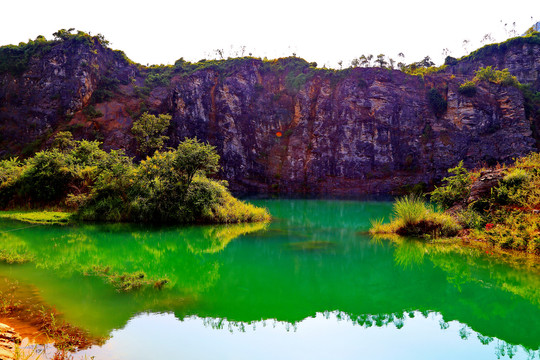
0;200;539;358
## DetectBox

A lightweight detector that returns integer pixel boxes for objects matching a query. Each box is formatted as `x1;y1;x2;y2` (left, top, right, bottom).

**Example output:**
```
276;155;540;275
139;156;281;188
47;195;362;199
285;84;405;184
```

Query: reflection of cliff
0;200;539;351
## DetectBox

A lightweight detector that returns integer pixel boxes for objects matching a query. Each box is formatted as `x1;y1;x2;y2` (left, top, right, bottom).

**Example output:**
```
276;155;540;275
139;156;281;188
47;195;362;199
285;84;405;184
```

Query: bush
473;66;519;87
430;161;472;209
457;207;487;230
458;81;477;97
428;88;447;117
493;168;531;206
18;150;72;202
0;158;25;207
77;139;267;224
131;112;171;156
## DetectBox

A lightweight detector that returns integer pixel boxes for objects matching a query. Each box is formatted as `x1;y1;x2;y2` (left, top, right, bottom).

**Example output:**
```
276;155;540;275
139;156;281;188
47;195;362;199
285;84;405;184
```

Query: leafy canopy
131;112;171;156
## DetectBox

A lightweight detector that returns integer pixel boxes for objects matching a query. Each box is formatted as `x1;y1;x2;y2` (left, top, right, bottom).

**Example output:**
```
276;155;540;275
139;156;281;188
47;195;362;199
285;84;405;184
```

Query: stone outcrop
1;35;539;195
447;41;540;90
0;323;21;360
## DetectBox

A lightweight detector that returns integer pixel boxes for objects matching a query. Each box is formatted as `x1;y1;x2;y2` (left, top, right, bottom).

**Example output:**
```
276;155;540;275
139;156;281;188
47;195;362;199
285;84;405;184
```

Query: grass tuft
370;195;461;239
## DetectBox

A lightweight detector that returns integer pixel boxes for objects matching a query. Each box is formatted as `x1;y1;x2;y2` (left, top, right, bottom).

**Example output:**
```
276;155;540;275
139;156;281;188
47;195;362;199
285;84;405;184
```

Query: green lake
0;199;539;359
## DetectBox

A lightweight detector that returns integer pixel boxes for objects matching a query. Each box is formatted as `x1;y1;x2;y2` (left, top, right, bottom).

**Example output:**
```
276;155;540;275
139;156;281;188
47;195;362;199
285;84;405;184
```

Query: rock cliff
1;33;539;195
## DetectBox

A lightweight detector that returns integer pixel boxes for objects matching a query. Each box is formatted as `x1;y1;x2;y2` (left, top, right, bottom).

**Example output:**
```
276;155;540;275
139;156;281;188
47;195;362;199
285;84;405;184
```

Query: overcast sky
1;0;539;68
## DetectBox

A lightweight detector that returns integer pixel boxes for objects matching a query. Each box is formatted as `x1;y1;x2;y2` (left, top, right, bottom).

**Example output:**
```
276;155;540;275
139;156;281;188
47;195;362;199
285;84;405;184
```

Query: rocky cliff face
1;36;539;195
447;41;540;90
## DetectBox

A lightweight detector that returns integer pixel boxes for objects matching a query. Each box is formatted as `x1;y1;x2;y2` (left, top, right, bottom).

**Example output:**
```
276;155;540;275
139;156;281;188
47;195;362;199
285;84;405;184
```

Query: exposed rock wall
167;66;535;194
0;38;538;195
447;42;540;90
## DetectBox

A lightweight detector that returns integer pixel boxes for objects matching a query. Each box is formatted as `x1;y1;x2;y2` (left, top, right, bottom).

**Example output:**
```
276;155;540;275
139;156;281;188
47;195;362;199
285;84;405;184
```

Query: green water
0;200;539;359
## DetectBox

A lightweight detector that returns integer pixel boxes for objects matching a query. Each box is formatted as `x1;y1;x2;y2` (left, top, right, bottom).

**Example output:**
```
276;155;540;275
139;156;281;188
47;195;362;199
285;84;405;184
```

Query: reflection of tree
0;222;267;296
186;222;268;255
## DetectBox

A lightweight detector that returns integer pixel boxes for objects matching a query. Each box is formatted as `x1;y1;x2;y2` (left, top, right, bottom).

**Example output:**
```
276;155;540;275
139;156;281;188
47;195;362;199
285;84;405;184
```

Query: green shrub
493;168;531;206
0;158;25;207
457;207;487;230
428;88;447;117
83;105;103;119
131;112;171;156
430;161;472;209
458;81;477;97
19;150;72;202
474;66;497;82
473;66;519;87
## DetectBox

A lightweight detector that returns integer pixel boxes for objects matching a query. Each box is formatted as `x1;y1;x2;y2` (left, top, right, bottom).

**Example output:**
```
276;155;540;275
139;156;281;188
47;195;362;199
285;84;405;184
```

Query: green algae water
0;200;539;359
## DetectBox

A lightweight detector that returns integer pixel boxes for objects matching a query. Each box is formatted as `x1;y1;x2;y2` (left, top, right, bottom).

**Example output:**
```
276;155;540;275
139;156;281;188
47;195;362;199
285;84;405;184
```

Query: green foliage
285;71;311;93
145;66;174;87
430;161;472;209
86;266;168;292
458;81;477;97
131;112;171;156
455;153;540;253
401;56;447;77
393;195;431;224
19;149;72;202
51;131;75;152
76;139;269;224
0;36;53;75
427;88;447;117
457;207;487;230
0;158;25;207
90;75;120;103
174;137;220;187
0;29;111;76
473;66;519;87
83;105;103;119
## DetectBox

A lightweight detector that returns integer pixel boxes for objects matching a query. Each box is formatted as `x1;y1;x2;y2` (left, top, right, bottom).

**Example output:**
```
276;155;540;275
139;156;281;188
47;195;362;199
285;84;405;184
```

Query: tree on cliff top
131;112;171;157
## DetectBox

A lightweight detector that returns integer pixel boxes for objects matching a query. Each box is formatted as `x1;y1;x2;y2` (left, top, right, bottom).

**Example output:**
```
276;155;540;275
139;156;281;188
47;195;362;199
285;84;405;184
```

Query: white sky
1;0;539;68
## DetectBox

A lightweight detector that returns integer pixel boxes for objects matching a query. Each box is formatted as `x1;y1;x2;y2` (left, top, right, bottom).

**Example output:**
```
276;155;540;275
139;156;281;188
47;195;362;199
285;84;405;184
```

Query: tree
51;131;75;152
131;112;171;156
375;54;388;68
173;138;221;203
174;138;220;189
359;54;372;67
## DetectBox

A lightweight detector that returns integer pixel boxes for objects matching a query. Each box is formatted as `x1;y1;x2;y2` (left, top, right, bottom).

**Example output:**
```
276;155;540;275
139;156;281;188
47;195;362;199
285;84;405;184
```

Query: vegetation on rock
131;112;171;156
371;153;540;255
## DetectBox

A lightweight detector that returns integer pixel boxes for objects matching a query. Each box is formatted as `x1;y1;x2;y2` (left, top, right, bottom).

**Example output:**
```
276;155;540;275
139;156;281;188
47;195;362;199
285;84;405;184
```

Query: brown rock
468;169;505;203
0;323;21;360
